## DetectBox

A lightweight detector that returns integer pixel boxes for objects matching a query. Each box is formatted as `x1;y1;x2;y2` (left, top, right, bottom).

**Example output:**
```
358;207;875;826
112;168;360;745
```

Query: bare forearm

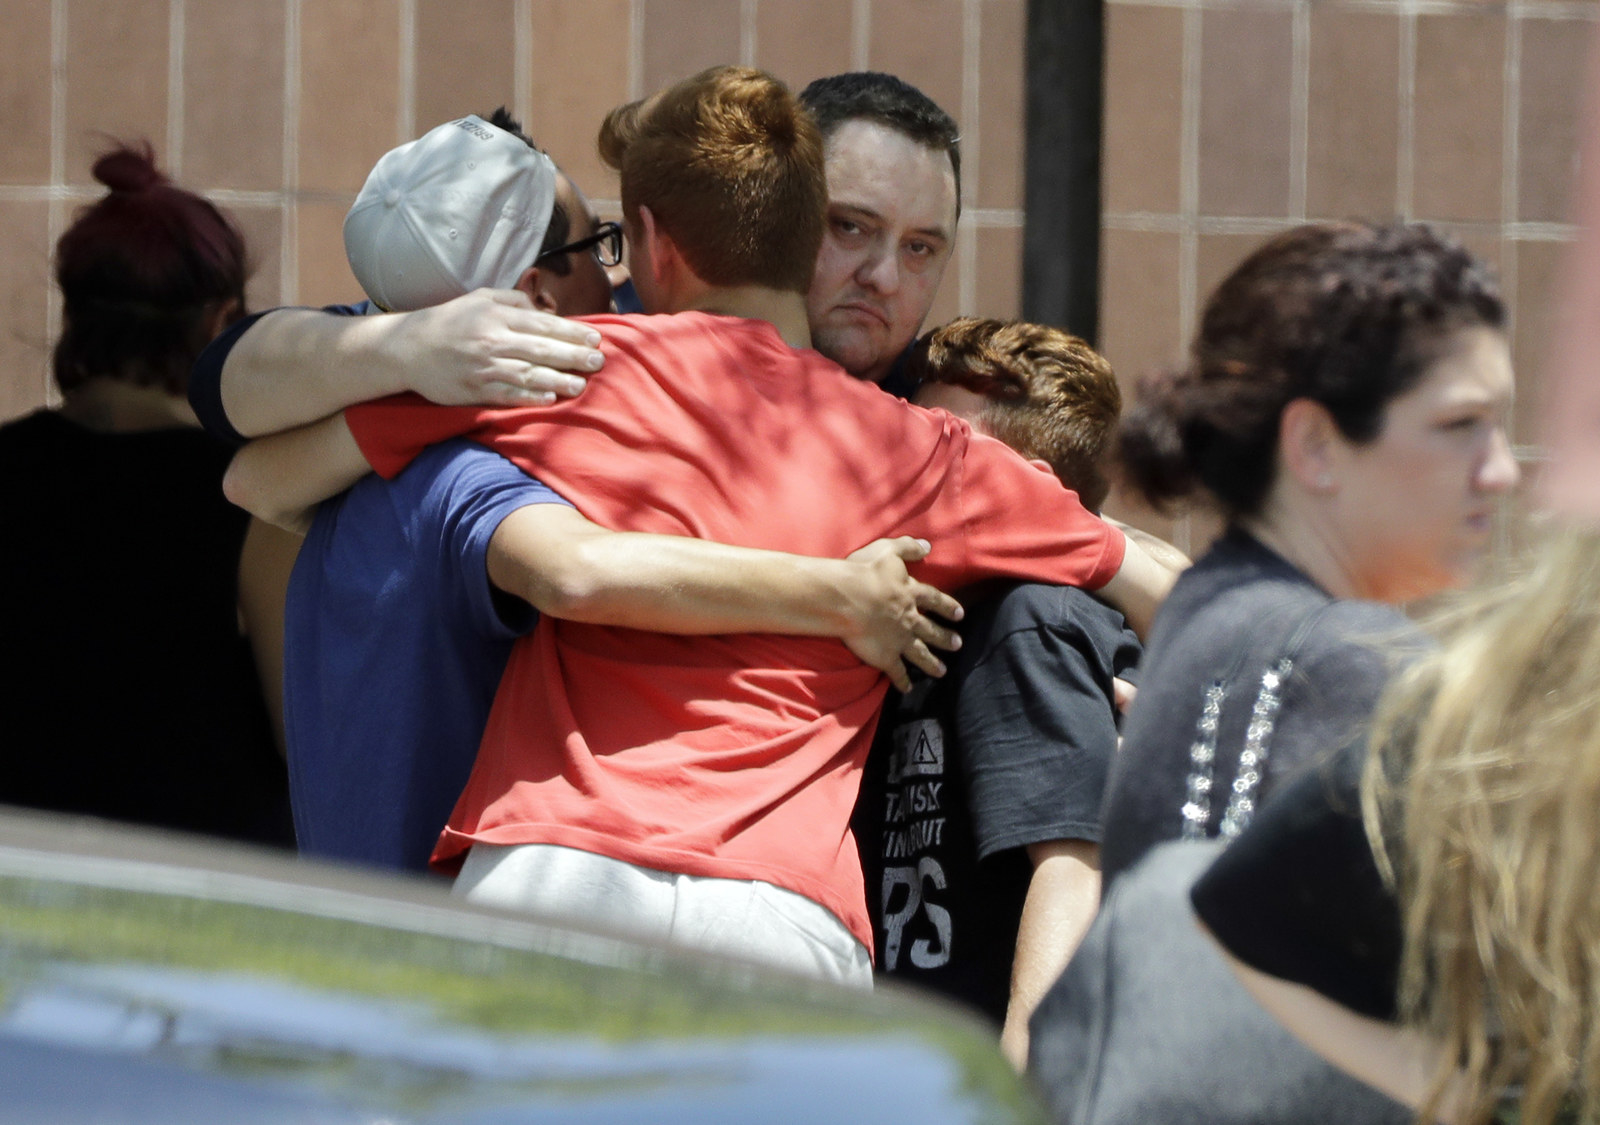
495;518;864;634
487;507;962;686
217;291;605;438
1000;841;1102;1070
1096;533;1183;640
236;518;303;757
224;414;368;533
220;309;407;437
1210;930;1465;1122
1105;517;1192;576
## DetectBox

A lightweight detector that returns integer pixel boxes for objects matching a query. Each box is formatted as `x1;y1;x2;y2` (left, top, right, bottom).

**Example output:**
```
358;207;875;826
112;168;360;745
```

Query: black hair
484;106;571;274
798;72;961;215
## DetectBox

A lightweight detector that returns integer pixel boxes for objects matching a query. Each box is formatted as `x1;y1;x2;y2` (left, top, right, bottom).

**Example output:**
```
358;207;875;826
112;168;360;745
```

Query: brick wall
0;0;1027;421
1;2;1587;550
1096;0;1592;548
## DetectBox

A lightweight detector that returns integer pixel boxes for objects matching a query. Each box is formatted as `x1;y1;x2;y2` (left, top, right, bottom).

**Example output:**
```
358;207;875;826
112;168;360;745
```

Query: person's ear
205;297;243;339
1279;398;1342;495
514;265;560;313
638;204;677;289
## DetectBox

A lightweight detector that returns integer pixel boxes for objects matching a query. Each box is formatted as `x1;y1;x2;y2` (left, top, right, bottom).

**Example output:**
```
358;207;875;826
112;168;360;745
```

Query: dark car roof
0;809;1047;1123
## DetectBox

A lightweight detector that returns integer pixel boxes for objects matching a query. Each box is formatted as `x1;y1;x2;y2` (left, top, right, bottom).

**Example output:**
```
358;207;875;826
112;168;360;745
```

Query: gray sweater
1028;840;1411;1125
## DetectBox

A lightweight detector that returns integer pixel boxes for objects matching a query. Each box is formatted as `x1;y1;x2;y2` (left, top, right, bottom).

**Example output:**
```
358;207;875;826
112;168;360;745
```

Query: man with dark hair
476;108;620;317
337;66;1174;983
799;72;962;392
857;317;1140;1063
800;72;963;202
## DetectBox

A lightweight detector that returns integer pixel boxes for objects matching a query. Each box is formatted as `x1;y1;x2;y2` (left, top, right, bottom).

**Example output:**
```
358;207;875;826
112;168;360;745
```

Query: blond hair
1364;524;1600;1125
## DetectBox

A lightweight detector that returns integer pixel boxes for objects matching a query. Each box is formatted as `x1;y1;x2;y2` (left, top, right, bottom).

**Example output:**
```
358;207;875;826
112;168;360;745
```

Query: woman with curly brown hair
1028;220;1521;1125
1099;220;1519;889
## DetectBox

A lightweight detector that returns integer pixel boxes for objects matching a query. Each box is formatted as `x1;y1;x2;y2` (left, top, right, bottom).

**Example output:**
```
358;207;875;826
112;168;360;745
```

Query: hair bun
1116;366;1202;511
92;143;168;194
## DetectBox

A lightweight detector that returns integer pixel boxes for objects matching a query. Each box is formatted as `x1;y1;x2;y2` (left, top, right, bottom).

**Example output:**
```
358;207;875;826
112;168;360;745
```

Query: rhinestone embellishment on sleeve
1179;681;1227;839
1218;657;1294;838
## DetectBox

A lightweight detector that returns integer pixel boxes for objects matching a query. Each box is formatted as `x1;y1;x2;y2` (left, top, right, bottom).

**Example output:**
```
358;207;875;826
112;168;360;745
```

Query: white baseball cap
343;115;559;312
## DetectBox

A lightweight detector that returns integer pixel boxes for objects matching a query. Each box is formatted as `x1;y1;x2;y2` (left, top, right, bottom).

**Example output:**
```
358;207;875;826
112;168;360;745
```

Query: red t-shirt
346;311;1124;951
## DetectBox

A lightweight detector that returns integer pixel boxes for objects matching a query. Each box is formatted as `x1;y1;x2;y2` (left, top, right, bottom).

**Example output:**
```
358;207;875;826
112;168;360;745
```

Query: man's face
539;174;620;317
805;119;959;383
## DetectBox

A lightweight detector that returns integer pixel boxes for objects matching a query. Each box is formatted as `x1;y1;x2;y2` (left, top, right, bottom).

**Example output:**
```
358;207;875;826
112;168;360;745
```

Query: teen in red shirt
345;67;1173;977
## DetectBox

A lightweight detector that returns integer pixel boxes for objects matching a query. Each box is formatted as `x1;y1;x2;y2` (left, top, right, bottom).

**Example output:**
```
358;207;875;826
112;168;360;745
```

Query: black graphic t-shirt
854;580;1141;1021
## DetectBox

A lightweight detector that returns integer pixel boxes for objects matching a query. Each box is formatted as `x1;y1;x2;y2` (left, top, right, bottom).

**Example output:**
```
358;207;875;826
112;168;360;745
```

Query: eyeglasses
536;220;623;268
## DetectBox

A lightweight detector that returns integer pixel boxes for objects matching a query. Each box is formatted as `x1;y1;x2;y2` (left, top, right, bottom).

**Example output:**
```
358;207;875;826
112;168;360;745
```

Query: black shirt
855;580;1140;1020
0;411;291;845
1191;741;1404;1021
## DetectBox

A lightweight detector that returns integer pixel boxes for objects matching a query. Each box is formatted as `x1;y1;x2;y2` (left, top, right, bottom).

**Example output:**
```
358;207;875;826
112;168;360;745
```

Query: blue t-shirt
283;438;569;871
190;302;374;445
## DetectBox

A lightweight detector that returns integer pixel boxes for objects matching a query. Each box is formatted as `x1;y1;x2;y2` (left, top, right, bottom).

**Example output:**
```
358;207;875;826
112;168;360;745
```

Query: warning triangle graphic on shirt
891;719;945;781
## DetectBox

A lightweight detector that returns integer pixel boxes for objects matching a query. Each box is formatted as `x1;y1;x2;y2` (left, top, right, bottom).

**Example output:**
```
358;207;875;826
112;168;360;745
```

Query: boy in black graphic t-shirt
855;319;1152;1066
